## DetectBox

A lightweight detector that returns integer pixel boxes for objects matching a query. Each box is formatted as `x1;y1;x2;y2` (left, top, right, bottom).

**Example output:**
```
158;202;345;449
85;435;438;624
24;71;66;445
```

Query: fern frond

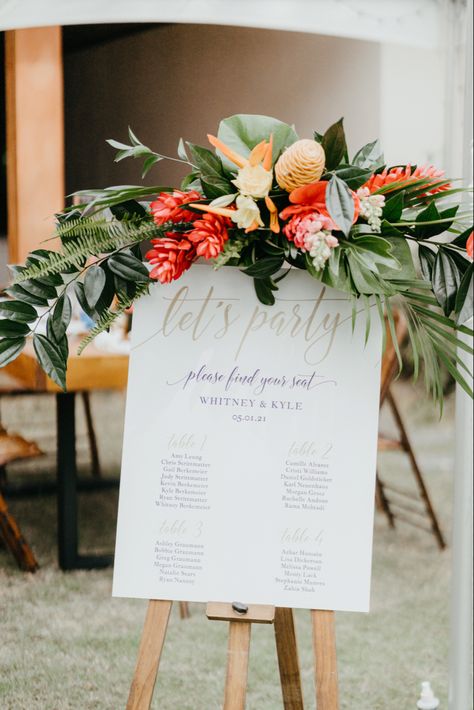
77;282;150;355
13;219;162;284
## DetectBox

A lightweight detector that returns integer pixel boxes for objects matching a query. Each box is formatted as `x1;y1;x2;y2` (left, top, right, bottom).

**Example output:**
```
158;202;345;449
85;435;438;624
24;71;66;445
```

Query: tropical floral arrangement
0;114;472;403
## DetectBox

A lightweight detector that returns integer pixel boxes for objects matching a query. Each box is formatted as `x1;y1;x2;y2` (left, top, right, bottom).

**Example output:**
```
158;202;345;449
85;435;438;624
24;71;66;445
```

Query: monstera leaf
217;114;298;171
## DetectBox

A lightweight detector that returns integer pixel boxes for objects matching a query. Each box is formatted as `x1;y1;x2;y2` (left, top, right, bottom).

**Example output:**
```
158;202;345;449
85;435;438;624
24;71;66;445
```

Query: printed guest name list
113;265;382;613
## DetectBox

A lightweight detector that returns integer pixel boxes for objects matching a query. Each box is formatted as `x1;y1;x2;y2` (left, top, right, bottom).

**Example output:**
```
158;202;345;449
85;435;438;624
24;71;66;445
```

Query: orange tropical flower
150;189;201;225
207;134;273;171
364;165;450;195
187;213;230;259
280;180;360;227
466;231;473;260
265;195;280;233
145;235;195;283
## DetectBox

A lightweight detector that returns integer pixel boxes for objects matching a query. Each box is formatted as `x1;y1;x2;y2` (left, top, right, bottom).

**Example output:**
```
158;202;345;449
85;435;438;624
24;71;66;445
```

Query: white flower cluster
304;231;335;271
357;187;385;232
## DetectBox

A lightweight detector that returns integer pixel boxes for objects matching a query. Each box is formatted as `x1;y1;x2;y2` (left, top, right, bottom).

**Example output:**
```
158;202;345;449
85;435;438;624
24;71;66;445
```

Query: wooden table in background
4;337;129;570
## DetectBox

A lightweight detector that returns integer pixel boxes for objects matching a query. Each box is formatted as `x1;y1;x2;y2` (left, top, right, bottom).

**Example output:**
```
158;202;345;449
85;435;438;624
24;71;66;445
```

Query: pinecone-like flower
275;139;325;192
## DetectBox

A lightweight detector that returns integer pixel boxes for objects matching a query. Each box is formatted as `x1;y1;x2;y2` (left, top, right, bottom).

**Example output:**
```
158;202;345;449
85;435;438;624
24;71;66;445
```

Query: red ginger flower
145;234;195;283
187;213;230;259
364;165;450;195
150;189;201;225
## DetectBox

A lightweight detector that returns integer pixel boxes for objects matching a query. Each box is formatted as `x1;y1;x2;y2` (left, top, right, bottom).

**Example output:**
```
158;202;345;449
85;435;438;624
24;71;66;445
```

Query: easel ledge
126;599;339;710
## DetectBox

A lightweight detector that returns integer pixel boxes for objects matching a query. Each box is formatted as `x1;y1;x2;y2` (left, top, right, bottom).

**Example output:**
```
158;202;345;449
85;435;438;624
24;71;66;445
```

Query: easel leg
387;391;446;549
81;392;101;478
312;610;339;710
179;601;190;619
224;620;251;710
375;473;396;528
127;600;173;710
0;492;38;572
274;607;304;709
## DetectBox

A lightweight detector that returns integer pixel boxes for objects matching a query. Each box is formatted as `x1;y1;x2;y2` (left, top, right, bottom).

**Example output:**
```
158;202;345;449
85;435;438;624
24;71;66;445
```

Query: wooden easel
376;313;446;549
127;600;339;709
0;492;38;572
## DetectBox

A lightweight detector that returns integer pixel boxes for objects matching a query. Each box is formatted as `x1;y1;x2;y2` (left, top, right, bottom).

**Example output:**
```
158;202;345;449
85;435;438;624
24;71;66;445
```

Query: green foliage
0;336;26;367
33;333;67;390
185;143;232;198
455;264;473;323
326;175;354;236
352;139;385;170
241;257;284;278
51;294;72;342
107;127;192;178
0;113;472;407
432;249;462;315
217;114;298;170
253;277;279;306
320;118;348;170
0;300;37;323
331;165;372;189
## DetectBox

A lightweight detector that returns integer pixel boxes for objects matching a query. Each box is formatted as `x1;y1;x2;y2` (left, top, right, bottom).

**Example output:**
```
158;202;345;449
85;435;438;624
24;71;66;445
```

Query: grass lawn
0;382;455;709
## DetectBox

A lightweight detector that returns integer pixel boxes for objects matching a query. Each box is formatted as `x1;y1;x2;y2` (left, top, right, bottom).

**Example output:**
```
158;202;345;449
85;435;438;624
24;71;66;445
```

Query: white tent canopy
0;0;443;48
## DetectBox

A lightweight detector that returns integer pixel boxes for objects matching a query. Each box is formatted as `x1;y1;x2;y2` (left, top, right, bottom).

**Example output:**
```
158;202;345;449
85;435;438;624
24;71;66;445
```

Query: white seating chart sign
113;265;382;612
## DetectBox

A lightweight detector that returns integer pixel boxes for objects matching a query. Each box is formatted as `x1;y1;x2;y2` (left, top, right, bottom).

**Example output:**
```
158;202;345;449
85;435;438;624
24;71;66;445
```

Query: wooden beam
5;27;64;263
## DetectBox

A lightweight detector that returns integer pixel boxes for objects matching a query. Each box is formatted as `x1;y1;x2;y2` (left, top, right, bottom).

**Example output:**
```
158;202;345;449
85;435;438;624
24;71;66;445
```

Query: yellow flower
231;195;263;230
232;164;273;199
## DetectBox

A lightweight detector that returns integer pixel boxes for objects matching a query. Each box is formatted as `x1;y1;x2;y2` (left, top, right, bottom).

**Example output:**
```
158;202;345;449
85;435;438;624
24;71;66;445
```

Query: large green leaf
217;114;298;170
345;254;388;294
51;293;72;342
0;300;37;323
326;175;354;236
383;192;404;222
414;203;459;240
452;225;473;248
84;265;107;309
320;251;352;293
346;236;400;273
110;199;148;220
74;282;95;320
21;279;57;301
94;266;116;314
241;257;284;278
352;139;385;170
33;333;67;390
418;245;436;281
379;237;416;280
253;277;277;305
6;284;49;307
432;249;462;315
108;251;150;282
46;318;69;363
185;142;232;198
320;118;347;171
0;337;26;367
331;165;372;190
0;319;30;337
455;264;473;324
